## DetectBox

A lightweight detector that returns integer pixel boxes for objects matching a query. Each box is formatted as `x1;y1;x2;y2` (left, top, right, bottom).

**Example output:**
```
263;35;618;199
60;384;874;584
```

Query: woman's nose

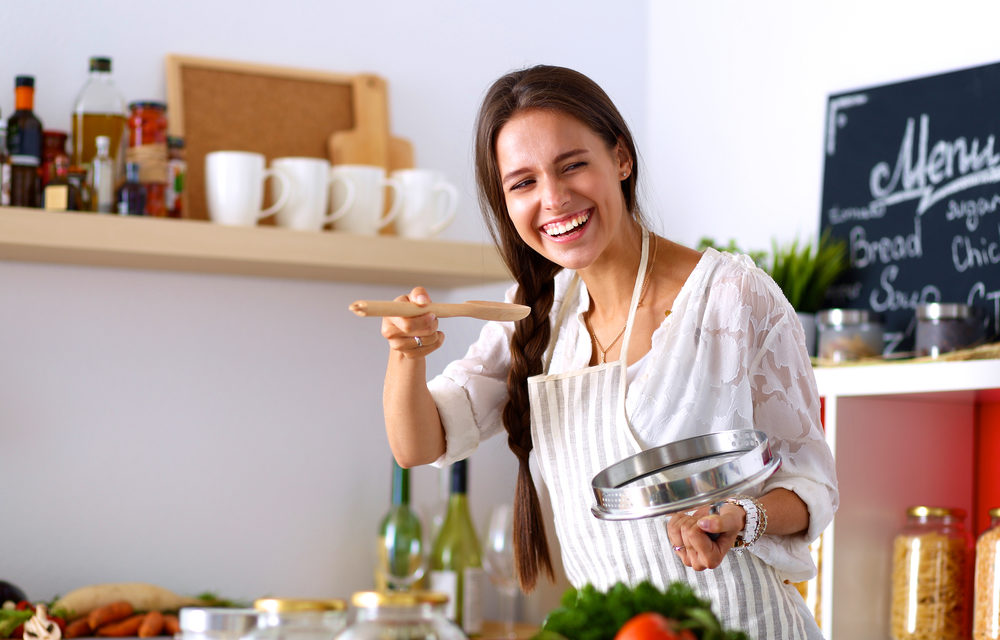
540;176;569;210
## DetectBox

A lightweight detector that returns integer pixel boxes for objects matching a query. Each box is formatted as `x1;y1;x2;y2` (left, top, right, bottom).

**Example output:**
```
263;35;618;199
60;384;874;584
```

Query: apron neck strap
616;227;650;427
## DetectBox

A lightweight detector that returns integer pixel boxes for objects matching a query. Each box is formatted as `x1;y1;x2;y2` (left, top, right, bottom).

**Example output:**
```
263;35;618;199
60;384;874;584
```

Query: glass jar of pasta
891;506;973;640
974;508;1000;640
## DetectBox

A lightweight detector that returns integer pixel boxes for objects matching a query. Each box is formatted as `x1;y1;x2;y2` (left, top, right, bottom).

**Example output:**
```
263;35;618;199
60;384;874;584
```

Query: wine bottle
7;75;44;208
429;459;484;635
376;459;425;592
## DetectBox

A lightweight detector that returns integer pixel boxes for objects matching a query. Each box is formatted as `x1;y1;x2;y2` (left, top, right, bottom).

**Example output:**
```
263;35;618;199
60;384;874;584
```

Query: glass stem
500;588;517;638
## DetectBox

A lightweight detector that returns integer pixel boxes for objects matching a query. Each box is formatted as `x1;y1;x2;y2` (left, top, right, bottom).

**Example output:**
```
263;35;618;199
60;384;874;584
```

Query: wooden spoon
349;300;530;322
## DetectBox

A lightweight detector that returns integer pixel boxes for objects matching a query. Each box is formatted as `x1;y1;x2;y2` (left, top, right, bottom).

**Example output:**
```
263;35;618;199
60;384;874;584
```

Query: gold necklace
588;235;658;364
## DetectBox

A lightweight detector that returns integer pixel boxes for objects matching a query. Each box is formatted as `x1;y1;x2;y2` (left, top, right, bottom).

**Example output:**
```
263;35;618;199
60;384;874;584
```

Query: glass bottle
0;123;10;207
43;156;76;212
974;508;1000;640
41;130;69;189
117;161;146;215
890;506;973;640
71;56;127;182
91;135;115;213
7;75;44;208
336;591;464;640
377;459;425;592
428;459;484;635
252;598;347;640
67;166;92;212
126;101;168;216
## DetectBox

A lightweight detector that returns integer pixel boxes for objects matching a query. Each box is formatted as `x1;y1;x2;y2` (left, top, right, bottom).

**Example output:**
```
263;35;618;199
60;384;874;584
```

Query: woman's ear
615;137;632;177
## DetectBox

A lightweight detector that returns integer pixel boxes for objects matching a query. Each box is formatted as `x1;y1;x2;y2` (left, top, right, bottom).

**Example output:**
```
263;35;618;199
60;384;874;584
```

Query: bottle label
10;154;39;167
429;570;458;621
462;566;485;635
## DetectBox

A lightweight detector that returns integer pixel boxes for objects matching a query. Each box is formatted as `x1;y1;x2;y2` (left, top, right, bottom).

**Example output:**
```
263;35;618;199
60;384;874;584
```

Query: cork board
165;55;385;222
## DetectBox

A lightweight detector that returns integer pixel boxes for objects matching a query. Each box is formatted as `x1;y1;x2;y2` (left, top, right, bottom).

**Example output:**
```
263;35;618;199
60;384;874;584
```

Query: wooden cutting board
328;74;413;234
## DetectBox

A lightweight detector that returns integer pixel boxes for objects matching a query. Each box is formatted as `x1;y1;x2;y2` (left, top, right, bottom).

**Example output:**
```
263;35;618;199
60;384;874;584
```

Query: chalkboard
820;61;1000;354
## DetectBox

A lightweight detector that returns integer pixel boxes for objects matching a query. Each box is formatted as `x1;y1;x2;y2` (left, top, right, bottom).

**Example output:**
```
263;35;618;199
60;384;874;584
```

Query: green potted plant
767;230;848;355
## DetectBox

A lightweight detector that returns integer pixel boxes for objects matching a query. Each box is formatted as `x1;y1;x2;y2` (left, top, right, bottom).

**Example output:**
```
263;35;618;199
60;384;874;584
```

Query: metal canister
890;506;973;640
916;303;984;358
817;309;884;362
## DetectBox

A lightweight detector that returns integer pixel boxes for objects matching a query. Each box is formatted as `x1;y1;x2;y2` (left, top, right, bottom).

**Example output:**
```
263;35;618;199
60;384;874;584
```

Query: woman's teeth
543;211;590;237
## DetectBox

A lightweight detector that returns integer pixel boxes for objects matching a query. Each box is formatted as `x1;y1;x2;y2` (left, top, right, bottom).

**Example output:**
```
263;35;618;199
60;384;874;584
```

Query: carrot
95;613;145;637
64;618;92;639
88;602;134;631
162;614;180;635
138;611;164;638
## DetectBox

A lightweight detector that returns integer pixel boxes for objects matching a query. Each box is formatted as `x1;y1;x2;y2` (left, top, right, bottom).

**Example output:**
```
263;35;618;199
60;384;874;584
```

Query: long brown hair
473;65;643;591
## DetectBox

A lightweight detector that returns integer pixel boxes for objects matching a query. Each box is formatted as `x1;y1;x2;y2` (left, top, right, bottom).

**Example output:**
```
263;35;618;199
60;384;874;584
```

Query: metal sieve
591;429;780;520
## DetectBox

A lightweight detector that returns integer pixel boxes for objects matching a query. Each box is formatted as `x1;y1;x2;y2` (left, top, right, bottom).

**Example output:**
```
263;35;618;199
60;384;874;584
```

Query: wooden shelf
0;206;511;287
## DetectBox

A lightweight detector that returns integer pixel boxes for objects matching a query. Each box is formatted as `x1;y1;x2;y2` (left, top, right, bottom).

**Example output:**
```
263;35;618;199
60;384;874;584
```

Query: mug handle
379;177;404;228
324;173;356;224
429;182;459;236
259;167;291;218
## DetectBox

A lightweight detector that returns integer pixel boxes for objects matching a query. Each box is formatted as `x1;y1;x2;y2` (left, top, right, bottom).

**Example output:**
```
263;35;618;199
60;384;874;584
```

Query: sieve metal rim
590;429;780;521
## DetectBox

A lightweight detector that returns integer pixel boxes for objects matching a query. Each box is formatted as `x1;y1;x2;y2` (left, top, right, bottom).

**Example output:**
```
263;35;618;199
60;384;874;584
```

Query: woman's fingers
666;503;745;571
381;288;443;358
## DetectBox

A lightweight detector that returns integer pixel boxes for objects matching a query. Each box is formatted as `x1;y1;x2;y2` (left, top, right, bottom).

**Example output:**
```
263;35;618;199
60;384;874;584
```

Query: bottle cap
89;57;112;72
96;136;110;154
15;76;35;88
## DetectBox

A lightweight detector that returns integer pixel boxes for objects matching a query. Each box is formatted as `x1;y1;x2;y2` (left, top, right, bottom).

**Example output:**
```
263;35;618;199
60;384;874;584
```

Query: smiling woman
378;65;838;640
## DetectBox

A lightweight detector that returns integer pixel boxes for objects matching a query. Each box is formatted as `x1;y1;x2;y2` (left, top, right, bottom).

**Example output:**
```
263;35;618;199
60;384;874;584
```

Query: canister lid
816;308;879;327
253;598;346;613
128;100;167;111
178;607;261;633
989;507;1000;518
916;302;974;321
350;591;449;608
907;505;966;518
88;57;112;72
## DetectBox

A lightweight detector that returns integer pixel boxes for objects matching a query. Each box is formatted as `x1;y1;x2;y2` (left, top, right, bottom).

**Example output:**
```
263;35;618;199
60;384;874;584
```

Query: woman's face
495;108;631;271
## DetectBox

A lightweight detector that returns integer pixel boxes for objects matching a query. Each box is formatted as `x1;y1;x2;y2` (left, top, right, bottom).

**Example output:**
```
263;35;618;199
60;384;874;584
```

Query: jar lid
916;302;974;321
128;100;167;111
817;308;879;327
350;591;449;608
253;598;346;613
178;607;261;633
907;505;966;518
990;507;1000;518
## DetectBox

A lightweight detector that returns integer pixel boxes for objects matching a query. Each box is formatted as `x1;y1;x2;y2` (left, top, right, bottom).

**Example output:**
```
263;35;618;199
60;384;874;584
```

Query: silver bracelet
726;495;767;548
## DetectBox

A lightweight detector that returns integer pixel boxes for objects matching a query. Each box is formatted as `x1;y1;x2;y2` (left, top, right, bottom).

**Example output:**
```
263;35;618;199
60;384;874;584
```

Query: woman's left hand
666;502;745;571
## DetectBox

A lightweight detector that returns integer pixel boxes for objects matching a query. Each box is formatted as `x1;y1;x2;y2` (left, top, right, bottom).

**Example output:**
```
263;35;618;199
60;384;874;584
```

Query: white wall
0;0;647;622
645;0;1000;255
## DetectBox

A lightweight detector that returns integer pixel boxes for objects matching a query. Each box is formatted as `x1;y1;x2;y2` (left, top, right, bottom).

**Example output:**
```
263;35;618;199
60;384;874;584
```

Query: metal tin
590;429;780;521
915;303;983;358
817;308;883;362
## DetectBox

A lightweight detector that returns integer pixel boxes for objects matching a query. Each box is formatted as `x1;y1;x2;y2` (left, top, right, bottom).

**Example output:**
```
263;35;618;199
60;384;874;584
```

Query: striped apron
527;230;819;640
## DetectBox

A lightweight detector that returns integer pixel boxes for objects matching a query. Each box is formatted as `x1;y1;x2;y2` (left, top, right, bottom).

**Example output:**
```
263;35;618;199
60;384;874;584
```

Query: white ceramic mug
329;164;403;235
392;169;459;239
271;157;356;231
205;151;290;226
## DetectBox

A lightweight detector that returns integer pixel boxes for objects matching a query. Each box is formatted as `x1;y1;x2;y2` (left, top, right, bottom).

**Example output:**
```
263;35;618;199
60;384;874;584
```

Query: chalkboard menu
820;61;1000;353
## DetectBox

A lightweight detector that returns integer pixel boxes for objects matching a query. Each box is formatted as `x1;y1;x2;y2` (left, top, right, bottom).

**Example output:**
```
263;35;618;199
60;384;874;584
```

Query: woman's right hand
381;286;445;359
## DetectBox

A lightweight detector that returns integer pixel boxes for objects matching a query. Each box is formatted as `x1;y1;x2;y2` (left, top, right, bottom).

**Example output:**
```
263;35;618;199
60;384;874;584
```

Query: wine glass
482;503;519;638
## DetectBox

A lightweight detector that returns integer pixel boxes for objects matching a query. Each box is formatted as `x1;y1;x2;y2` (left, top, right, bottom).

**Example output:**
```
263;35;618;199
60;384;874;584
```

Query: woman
381;65;837;639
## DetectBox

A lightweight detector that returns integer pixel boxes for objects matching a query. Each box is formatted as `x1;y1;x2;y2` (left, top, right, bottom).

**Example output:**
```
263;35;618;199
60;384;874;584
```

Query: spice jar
916;303;984;358
126;101;168;216
178;607;262;640
817;309;884;362
974;508;1000;640
335;591;464;640
252;598;347;640
890;506;973;640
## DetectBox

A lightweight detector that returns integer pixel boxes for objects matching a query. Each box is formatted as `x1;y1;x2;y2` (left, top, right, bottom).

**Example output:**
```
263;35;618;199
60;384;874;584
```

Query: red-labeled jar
126;101;167;216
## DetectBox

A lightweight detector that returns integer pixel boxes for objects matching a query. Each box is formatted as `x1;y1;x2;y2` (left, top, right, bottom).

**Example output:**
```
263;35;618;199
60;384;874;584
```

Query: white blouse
427;248;839;582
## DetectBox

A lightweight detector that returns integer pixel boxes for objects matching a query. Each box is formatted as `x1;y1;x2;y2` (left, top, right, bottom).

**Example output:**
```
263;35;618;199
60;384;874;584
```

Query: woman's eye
564;162;586;173
509;179;533;191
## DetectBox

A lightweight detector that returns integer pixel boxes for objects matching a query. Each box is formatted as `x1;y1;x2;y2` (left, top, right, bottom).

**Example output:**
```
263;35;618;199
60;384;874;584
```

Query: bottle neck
391;461;410;507
450;459;468;495
15;86;34;111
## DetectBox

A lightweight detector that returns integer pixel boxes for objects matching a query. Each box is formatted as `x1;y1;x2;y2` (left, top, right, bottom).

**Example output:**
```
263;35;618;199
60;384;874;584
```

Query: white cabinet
814;359;1000;639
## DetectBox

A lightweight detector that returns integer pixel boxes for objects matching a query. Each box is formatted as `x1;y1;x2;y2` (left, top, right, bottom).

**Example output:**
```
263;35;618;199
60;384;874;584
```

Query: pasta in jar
890;506;973;640
974;508;1000;640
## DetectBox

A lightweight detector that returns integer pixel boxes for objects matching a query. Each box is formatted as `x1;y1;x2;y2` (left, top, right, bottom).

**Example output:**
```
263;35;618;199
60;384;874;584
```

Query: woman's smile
540;209;592;240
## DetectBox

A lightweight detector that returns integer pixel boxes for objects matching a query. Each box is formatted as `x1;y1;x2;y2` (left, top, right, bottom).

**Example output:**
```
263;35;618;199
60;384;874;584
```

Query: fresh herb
0;610;32;638
536;581;749;640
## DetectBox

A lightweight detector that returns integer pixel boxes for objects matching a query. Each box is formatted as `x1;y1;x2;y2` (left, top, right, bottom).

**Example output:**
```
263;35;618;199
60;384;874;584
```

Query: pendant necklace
588;235;658;364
